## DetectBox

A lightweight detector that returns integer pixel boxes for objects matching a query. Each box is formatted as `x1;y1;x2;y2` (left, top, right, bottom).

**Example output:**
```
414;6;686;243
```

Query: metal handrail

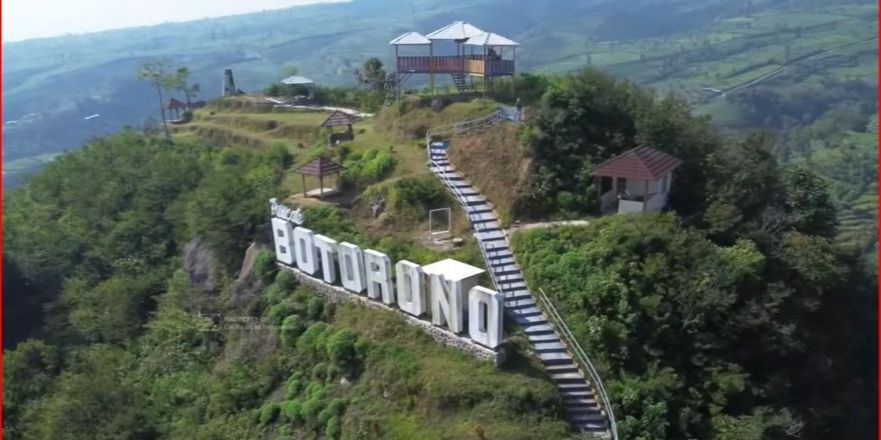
427;110;617;437
538;287;618;440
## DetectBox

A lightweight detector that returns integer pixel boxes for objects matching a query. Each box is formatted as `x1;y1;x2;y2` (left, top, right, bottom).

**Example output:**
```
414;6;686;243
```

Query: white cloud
2;0;345;42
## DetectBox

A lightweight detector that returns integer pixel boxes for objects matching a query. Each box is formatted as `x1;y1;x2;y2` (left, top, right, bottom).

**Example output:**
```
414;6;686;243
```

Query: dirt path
506;219;590;236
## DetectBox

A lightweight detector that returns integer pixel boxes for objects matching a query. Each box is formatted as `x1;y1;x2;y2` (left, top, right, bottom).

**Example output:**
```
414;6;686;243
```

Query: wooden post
320;174;324;198
429;43;435;95
302;174;307;197
394;45;399;100
643;180;649;212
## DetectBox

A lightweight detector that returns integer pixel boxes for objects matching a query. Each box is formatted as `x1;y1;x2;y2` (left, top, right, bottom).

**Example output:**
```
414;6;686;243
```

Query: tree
137;60;174;140
168;67;200;106
280;65;299;78
356;57;387;91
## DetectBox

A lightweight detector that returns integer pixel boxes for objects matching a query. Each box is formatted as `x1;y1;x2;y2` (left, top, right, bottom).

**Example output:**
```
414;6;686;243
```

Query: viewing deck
396;55;515;76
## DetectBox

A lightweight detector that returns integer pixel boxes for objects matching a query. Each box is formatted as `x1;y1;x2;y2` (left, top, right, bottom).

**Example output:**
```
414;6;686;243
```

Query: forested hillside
508;70;876;439
3;132;584;439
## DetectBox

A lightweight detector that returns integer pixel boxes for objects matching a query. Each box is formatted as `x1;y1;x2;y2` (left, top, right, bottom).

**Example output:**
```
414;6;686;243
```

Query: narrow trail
711;36;878;99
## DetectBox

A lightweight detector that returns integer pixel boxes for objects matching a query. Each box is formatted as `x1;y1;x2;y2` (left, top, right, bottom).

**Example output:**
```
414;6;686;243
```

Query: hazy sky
2;0;344;42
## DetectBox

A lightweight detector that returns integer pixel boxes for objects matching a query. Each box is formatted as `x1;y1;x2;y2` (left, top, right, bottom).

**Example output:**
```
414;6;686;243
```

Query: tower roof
463;32;519;47
589;146;682;180
425;21;485;40
281;75;314;85
389;31;432;45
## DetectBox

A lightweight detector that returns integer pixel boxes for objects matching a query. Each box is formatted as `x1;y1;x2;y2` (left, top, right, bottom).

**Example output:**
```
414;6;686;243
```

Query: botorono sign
269;199;504;350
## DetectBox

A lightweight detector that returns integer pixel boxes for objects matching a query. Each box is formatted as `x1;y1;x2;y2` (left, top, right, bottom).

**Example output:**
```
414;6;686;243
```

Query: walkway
428;142;611;437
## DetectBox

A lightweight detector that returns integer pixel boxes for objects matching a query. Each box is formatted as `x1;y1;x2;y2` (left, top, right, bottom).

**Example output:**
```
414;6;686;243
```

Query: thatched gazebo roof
320;110;355;128
294;156;343;177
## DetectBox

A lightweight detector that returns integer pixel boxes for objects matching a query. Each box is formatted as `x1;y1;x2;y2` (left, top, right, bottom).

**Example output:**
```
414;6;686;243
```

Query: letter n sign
272;217;295;265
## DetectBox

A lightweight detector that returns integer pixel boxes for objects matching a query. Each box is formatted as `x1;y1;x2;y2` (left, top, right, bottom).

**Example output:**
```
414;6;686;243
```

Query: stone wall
278;263;506;366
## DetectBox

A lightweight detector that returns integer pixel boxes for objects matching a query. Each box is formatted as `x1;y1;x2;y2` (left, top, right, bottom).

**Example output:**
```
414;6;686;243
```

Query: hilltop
4;60;877;439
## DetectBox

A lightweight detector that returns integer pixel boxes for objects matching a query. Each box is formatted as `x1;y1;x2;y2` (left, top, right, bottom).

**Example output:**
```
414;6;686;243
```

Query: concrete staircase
428;144;612;437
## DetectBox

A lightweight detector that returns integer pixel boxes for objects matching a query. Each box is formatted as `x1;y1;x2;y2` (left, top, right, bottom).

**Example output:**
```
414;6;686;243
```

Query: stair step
537;341;569;352
492;264;521;276
569;412;608;423
508;300;537;310
475;230;506;242
431;165;456;173
564;396;600;406
556;382;592;391
489;256;516;267
528;332;560;343
539;352;573;364
513;306;543;317
523;323;555;334
551;371;586;381
463;194;487;203
546;363;578;373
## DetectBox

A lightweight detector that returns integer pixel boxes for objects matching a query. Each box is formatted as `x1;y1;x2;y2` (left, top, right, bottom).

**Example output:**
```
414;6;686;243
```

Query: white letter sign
468;286;504;349
364;250;394;304
338;242;366;293
293;227;319;275
271;217;295;265
395;260;426;317
314;234;339;284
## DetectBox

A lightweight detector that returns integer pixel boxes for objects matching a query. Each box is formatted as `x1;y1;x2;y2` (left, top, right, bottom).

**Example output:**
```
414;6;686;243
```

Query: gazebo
281;75;315;100
389;21;518;97
589;146;682;214
321;110;355;146
294;156;344;198
166;97;188;121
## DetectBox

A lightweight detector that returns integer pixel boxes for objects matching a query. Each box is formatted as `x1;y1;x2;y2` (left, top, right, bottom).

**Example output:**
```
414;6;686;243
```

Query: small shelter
294;156;344;198
166;97;188;120
281;75;315;100
321;110;355;145
589;146;682;214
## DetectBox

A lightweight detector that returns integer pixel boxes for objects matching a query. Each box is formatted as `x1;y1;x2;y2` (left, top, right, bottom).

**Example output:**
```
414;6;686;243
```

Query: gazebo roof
463;32;519;47
295;156;343;177
589;146;682;181
166;97;188;110
320;110;354;127
425;21;485;40
389;31;432;45
281;75;314;85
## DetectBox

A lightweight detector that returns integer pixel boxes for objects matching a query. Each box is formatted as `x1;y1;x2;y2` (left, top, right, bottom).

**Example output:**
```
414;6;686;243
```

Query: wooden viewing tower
389;21;518;98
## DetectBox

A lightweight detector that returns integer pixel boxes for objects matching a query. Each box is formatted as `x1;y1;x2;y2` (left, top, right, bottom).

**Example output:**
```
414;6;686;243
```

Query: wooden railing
397;56;514;75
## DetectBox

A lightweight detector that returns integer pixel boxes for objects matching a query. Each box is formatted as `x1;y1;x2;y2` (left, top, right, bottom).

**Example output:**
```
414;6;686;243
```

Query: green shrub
264;284;286;305
274;270;297;291
258;402;280;426
285;372;304;399
326;329;358;371
342;149;396;185
306;296;325;321
267;302;295;326
280;399;302;422
253;249;277;283
297;322;331;355
281;315;306;347
325;416;341;439
312;362;328;381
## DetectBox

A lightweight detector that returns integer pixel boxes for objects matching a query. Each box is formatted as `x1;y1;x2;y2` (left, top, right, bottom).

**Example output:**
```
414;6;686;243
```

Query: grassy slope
447;124;532;227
